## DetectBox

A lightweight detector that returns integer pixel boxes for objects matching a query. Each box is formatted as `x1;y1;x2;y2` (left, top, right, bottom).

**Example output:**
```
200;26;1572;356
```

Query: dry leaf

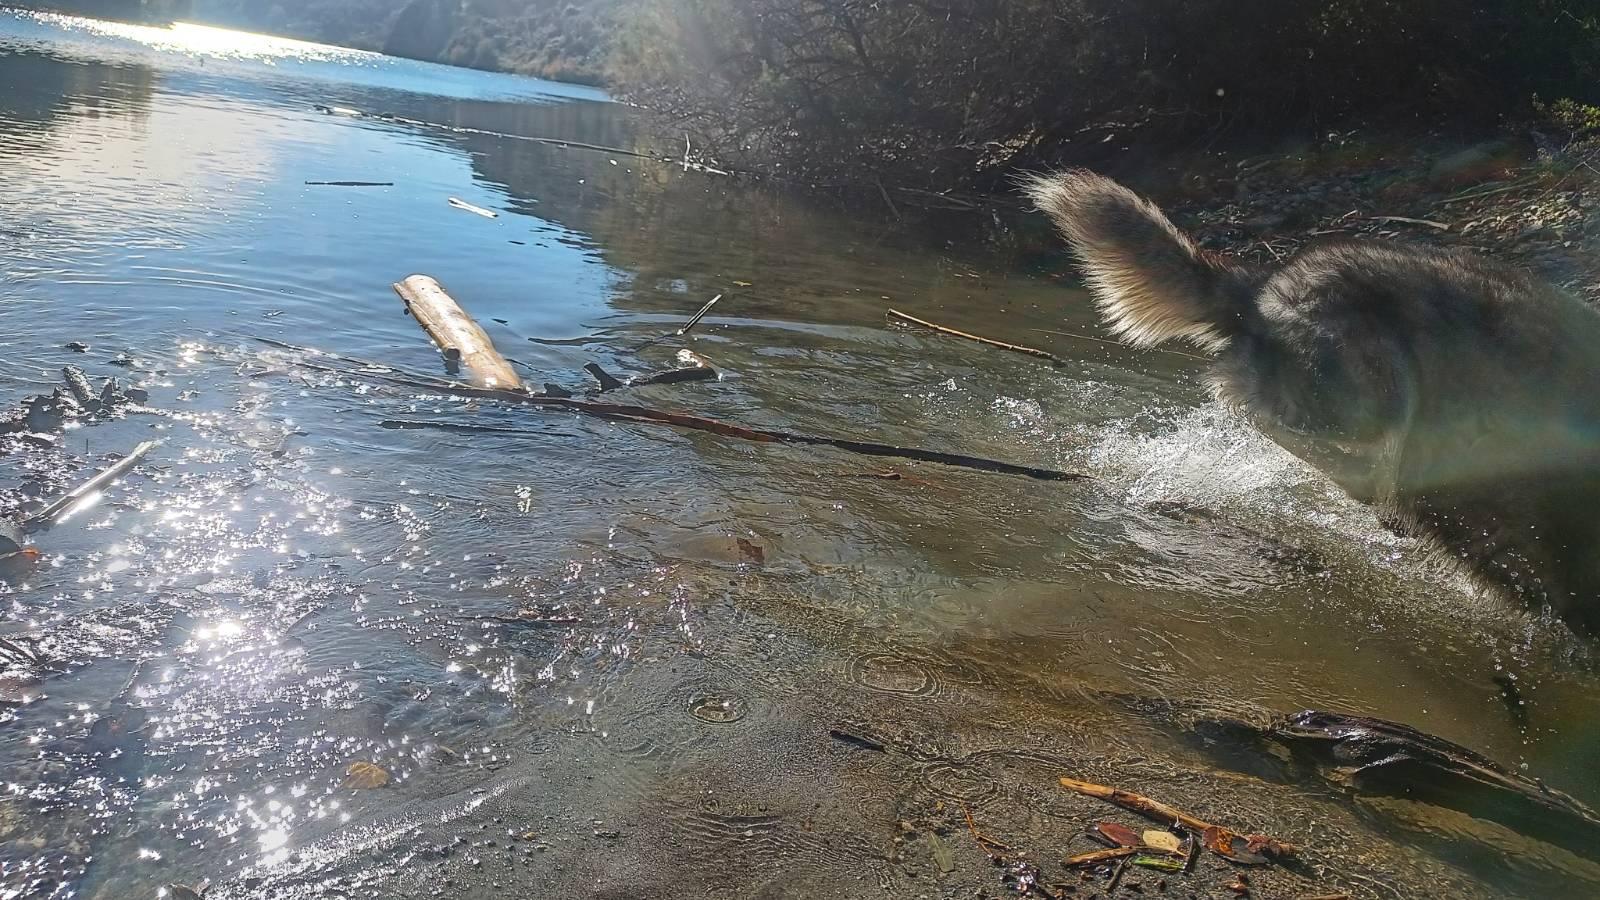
1143;830;1183;854
343;761;391;789
735;537;765;565
1088;821;1140;848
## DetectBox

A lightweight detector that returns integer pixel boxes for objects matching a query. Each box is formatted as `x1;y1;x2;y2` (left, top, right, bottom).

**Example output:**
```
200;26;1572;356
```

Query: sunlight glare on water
35;13;377;64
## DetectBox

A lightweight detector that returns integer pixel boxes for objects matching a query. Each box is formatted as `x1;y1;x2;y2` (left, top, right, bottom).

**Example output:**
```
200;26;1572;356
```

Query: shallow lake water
2;10;1599;899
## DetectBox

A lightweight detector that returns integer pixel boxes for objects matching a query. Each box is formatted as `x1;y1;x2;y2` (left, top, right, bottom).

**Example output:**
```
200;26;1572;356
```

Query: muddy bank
199;561;1581;900
1144;134;1600;303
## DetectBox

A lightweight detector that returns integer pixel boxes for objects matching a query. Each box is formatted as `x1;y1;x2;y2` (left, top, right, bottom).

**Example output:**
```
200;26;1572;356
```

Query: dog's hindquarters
1025;171;1256;352
1030;169;1600;635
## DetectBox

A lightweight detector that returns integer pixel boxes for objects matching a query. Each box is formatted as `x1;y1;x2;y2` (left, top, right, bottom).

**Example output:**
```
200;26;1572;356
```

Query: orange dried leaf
344;761;391;789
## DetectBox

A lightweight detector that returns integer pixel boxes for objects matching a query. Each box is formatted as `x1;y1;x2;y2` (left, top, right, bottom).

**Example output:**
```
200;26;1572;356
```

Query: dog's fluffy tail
1024;170;1254;351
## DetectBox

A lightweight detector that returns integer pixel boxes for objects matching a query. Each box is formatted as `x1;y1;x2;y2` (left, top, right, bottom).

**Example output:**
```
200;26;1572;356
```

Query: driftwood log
583;358;719;393
1199;709;1600;861
1100;692;1600;865
62;366;99;411
582;362;626;392
392;275;523;390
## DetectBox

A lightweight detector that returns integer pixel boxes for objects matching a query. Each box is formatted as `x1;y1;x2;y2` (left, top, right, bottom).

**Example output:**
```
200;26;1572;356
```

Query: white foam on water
1059;399;1485;592
1091;402;1349;519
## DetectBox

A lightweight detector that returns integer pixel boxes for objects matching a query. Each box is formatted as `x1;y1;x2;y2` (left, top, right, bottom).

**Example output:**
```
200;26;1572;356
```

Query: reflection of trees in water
437;95;962;323
0;49;156;147
0;42;1006;327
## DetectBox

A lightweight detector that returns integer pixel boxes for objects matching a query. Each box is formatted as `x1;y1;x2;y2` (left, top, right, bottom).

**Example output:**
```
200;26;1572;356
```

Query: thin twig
1438;177;1539;205
635;293;724;350
961;801;1013;853
888;309;1068;366
1063;847;1138;867
447;197;498;218
894;186;980;210
1369;215;1449;231
874;177;902;220
1108;855;1131;892
321;104;690;170
677;294;723;336
25;440;159;532
1059;776;1296;861
1026;328;1211;362
378;419;574;437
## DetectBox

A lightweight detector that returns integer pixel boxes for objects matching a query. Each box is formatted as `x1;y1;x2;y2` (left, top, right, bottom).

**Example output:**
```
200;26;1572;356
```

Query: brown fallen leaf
1088;821;1141;848
735;537;765;565
343;761;391;789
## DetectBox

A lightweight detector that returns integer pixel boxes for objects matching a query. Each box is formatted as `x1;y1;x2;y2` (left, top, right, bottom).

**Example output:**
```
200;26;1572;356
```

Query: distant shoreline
0;6;611;96
1;3;177;28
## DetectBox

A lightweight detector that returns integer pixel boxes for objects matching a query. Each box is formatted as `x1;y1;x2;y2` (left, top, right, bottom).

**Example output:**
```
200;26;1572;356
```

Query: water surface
2;10;1598;899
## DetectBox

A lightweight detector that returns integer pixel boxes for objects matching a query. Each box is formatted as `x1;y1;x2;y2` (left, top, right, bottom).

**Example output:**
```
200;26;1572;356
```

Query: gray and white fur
1027;169;1600;635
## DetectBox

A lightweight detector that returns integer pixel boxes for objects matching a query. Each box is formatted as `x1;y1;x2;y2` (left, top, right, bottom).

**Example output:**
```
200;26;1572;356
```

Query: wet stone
688;695;746;724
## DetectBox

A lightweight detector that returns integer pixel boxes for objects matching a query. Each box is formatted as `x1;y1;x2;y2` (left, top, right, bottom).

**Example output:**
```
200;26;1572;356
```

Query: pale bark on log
393;275;524;391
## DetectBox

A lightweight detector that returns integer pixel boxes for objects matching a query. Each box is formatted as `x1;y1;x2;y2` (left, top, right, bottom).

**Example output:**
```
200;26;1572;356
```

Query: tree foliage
188;0;617;84
608;0;1600;189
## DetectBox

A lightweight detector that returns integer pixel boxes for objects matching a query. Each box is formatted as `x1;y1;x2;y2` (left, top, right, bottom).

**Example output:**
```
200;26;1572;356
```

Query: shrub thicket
189;0;616;84
608;0;1600;188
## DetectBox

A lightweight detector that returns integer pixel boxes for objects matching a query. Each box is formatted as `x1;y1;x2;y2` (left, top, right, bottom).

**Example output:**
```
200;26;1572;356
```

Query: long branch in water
253;337;1087;482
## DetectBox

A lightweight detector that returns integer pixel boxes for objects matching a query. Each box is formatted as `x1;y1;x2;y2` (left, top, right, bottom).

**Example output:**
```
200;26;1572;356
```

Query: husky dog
1026;170;1600;635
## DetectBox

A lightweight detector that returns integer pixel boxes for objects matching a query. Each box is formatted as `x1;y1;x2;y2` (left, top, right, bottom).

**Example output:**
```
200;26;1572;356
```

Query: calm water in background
2;10;1599;899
